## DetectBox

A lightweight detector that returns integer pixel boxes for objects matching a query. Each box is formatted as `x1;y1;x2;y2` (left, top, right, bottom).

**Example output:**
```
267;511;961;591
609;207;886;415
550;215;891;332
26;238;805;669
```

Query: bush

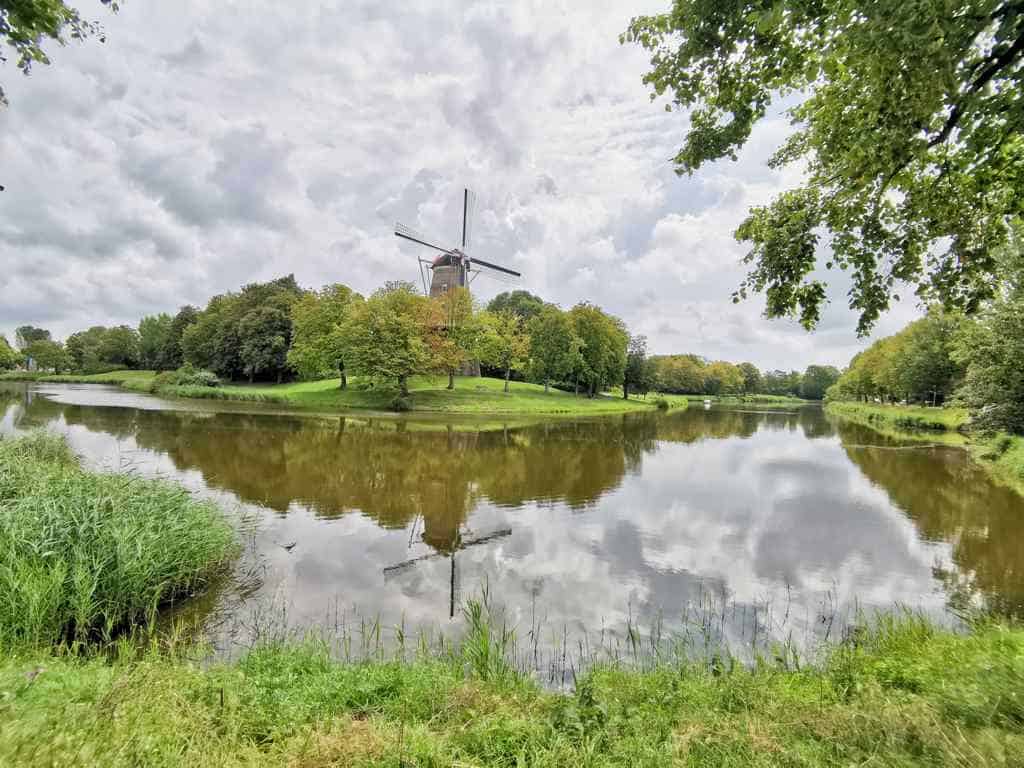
151;364;220;392
654;397;670;411
390;395;412;412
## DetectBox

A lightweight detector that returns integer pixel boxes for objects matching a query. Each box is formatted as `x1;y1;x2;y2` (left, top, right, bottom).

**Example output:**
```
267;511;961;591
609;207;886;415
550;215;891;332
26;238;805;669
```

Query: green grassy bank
826;401;1024;494
2;370;684;416
0;433;236;647
1;617;1022;766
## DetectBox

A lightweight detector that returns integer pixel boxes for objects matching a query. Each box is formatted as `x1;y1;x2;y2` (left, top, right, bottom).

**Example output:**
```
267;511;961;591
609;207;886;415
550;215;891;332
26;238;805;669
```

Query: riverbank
1;371;685;416
826;401;1024;494
2;615;1021;766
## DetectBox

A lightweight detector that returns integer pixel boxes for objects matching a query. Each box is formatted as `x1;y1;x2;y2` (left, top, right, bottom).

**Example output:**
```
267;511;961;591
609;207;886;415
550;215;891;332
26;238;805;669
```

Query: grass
1;612;1023;766
0;370;157;386
0;432;236;648
826;401;969;432
972;433;1024;497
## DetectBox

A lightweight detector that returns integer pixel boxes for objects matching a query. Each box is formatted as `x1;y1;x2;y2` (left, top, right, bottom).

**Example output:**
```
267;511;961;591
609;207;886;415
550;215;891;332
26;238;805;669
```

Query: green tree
430;287;477;390
738;362;761;395
340;283;433;397
138;314;172;370
237;307;290;383
159;306;198;371
288;284;358;387
625;1;1024;333
0;0;118;106
652;354;706;394
65;326;107;372
569;303;628;397
0;335;20;370
800;365;841;401
762;369;803;397
527;305;578;393
486;290;545;322
99;324;140;368
475;310;530;393
623;335;655;399
25;339;67;373
703;361;744;396
14;325;50;350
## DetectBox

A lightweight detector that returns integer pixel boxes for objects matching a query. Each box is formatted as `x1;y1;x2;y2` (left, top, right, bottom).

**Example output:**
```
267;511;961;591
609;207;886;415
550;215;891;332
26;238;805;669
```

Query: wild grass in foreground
0;432;236;648
1;609;1022;766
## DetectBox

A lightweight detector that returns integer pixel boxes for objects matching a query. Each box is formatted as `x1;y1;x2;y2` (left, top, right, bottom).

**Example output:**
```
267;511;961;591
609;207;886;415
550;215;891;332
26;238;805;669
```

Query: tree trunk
504;367;511;393
623;381;629;400
398;376;409;397
276;370;282;385
248;371;254;384
544;379;549;394
448;369;455;390
339;363;347;390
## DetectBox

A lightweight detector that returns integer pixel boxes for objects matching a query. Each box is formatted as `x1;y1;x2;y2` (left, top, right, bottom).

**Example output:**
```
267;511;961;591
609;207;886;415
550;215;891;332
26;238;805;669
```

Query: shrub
654;397;670;411
390;395;412;412
151;364;220;392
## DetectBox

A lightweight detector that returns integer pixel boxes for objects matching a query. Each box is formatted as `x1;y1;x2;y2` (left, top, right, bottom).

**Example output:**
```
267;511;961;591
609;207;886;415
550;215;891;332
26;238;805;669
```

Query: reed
0;432;237;648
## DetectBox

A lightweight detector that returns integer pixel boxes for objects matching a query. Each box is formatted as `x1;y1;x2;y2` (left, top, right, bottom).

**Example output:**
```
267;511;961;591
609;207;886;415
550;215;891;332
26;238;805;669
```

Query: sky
0;0;922;370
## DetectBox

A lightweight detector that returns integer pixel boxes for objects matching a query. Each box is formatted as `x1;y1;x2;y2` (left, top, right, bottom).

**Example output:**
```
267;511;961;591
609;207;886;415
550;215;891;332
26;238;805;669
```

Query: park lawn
175;375;671;415
0;370;158;386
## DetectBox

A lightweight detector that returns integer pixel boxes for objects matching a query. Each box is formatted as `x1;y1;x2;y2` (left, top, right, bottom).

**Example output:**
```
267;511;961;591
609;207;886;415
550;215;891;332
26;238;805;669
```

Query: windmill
394;188;521;298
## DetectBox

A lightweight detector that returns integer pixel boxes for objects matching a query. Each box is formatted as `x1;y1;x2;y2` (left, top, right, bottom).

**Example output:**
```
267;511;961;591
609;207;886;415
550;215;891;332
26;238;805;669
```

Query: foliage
625;1;1024;334
339;283;433;396
182;276;301;381
14;325;49;350
0;432;234;648
826;401;968;433
138;313;172;370
569;303;628;397
0;334;20;370
830;309;965;404
0;0;118;106
486;289;545;321
800;365;841;401
150;364;219;392
65;326;107;372
158;305;198;371
23;339;67;373
527;304;579;393
702;360;745;396
651;354;706;394
737;362;761;395
97;324;140;368
429;287;477;388
287;284;358;386
474;310;530;392
623;334;656;399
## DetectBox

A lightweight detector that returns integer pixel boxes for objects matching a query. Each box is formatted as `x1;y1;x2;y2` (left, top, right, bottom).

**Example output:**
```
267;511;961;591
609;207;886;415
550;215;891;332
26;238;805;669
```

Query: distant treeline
649;355;839;400
828;226;1024;435
3;279;838;401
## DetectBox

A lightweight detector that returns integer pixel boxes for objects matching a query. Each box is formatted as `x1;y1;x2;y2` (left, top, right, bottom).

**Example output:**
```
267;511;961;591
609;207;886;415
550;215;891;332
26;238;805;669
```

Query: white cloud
0;0;919;366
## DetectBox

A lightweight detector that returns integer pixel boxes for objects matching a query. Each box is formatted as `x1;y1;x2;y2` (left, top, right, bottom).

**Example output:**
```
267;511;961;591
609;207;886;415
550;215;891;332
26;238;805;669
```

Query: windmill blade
461;188;477;251
469;256;520;277
395;222;449;254
461;189;468;249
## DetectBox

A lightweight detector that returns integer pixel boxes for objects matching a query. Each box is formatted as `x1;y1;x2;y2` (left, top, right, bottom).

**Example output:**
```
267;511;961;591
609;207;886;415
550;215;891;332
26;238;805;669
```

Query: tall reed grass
0;432;237;648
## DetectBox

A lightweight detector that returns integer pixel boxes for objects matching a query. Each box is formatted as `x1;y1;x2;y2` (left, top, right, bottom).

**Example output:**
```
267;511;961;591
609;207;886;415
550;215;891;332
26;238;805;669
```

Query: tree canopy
288;284;359;387
625;0;1024;334
475;310;530;392
486;290;545;321
14;326;50;350
0;0;118;106
527;304;579;393
0;335;20;370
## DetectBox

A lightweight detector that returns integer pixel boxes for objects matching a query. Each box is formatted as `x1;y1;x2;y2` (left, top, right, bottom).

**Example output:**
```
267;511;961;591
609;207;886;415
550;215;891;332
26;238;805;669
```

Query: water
2;382;1022;667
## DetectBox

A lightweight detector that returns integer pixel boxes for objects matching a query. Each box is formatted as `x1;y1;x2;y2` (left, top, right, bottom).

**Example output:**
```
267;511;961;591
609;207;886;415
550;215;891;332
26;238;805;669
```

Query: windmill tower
394;188;521;298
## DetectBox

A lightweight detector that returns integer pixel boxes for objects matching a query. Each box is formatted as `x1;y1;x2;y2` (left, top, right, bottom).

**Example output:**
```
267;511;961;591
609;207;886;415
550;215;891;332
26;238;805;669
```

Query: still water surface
2;382;1022;662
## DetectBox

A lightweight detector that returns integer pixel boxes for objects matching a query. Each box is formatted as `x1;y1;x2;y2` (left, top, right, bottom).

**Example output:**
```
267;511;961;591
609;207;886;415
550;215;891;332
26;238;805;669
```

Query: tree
703;361;744;396
238;307;290;384
528;305;578;393
99;325;140;368
800;365;841;401
0;335;20;370
486;290;545;322
762;369;803;397
475;310;530;393
14;326;50;350
25;339;67;373
569;303;629;397
288;284;358;387
738;362;761;395
1;1;118;106
430;287;477;390
623;335;655;399
138;314;172;370
651;354;706;394
65;326;108;371
340;283;433;397
159;306;198;371
625;2;1024;334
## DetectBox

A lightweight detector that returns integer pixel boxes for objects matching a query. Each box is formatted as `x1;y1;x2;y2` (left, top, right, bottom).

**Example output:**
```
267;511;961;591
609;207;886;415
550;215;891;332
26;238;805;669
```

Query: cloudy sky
0;0;921;369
